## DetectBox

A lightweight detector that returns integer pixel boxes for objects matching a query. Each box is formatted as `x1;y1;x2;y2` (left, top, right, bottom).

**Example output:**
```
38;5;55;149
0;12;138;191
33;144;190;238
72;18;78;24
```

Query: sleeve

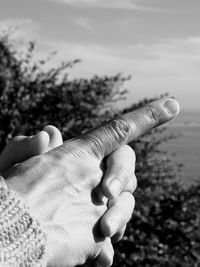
0;176;47;267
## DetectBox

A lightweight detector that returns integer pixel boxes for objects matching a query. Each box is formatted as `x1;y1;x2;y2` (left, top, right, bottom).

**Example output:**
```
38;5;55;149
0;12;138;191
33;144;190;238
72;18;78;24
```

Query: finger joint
144;104;160;123
108;119;131;145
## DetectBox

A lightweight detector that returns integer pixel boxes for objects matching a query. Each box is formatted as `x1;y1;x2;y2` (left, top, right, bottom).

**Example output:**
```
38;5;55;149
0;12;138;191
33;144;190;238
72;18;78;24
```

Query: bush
0;34;199;266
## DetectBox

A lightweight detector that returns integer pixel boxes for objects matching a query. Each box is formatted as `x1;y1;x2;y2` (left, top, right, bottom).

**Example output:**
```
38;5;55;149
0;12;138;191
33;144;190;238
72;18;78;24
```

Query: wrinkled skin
0;125;135;267
3;98;180;267
5;144;108;266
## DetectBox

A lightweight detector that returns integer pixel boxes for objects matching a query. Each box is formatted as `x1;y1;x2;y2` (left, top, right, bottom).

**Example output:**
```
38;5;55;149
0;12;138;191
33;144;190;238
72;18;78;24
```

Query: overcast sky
0;0;200;111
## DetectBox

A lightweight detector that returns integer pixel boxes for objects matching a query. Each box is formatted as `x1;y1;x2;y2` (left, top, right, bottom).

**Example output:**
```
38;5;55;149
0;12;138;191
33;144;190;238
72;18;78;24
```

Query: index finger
71;97;180;159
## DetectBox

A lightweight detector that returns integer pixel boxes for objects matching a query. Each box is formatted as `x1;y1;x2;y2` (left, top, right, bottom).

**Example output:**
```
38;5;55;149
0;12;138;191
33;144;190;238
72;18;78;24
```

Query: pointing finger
72;98;180;159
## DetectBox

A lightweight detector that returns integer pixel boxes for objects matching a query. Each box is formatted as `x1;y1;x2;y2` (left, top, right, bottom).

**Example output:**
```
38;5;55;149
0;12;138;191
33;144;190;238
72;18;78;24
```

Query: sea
160;111;200;186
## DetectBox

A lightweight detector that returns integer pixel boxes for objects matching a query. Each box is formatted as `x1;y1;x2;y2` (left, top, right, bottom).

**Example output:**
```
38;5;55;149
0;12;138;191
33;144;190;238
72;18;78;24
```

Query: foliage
114;157;200;266
0;34;128;149
0;34;199;266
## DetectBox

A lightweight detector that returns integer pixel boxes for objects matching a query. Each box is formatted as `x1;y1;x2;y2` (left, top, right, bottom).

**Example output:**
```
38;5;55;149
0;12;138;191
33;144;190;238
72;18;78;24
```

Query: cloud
36;36;200;76
33;36;200;110
48;0;162;12
71;17;94;32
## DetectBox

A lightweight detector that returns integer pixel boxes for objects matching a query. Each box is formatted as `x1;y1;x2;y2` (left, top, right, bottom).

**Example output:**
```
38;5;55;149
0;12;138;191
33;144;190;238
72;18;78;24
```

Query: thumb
0;131;50;172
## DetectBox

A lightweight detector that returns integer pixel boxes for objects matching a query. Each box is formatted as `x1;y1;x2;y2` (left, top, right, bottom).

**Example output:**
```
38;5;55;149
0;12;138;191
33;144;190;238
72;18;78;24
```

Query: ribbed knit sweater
0;176;46;266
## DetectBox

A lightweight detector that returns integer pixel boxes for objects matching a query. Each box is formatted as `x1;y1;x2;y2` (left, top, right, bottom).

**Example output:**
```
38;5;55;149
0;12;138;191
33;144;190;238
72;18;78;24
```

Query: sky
0;0;200;111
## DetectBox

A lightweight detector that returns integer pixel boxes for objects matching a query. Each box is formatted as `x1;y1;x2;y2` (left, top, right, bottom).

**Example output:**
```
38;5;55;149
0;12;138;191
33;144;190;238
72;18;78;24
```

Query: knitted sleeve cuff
0;176;46;267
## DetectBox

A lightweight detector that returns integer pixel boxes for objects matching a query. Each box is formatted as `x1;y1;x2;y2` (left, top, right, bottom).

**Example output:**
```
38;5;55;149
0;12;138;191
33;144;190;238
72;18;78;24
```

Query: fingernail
163;99;180;116
108;179;121;198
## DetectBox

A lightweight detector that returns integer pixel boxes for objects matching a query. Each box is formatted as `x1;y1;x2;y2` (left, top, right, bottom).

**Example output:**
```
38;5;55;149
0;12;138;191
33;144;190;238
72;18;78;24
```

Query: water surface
161;111;200;185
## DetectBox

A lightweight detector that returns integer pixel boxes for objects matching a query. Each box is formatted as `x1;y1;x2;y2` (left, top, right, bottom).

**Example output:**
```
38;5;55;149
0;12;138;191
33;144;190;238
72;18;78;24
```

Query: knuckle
125;175;137;194
121;193;135;220
144;104;160;123
123;192;135;209
111;167;136;192
117;167;131;181
124;145;136;161
108;119;131;145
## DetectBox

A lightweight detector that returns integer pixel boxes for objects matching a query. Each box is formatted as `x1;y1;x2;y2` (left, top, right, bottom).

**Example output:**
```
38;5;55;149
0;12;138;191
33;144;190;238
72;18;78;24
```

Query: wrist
0;176;46;266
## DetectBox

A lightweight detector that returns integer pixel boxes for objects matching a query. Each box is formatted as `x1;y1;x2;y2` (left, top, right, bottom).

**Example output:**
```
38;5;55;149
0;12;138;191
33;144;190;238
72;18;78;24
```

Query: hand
0;127;136;266
3;98;180;267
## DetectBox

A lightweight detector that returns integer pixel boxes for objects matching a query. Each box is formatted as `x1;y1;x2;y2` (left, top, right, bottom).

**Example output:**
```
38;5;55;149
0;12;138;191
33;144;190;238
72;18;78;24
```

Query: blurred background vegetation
0;33;200;266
